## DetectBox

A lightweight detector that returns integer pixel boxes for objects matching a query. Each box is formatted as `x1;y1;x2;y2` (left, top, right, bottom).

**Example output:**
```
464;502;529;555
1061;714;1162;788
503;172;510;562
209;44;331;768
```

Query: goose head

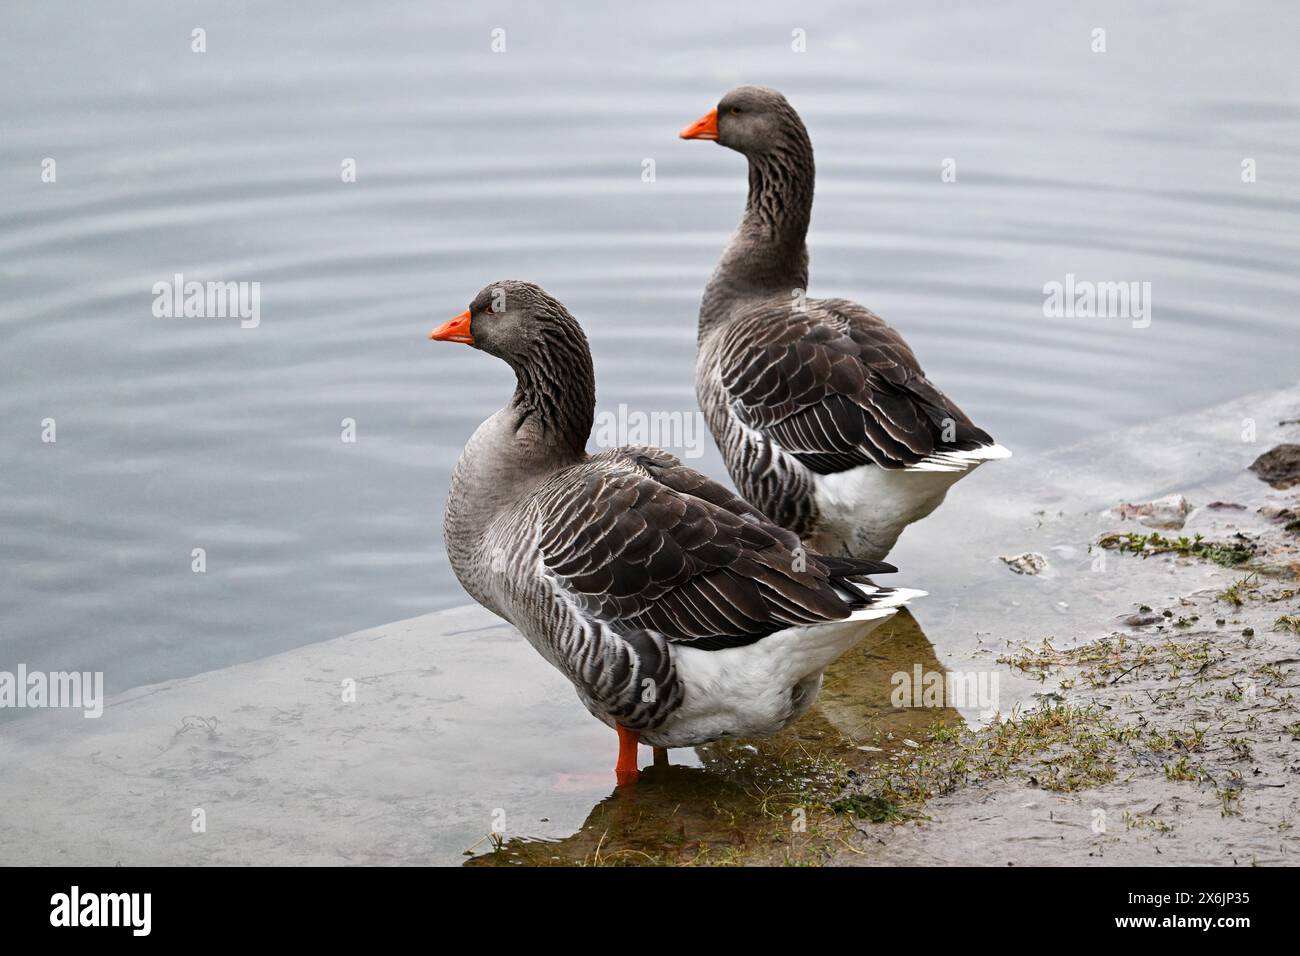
429;279;582;364
679;85;808;158
430;280;595;456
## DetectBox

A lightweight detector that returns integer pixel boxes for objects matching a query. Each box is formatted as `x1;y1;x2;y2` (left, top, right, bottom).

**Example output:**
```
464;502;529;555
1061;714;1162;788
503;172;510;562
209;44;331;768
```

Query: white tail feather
907;443;1012;473
841;586;926;623
871;586;928;608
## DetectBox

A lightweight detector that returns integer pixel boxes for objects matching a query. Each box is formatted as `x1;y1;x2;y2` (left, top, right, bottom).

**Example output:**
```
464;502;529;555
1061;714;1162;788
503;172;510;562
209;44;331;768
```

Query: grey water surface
2;0;1298;703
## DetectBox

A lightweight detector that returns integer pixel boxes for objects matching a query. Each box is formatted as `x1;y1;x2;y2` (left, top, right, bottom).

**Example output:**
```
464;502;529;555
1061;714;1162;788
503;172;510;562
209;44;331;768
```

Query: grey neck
444;333;595;577
699;135;815;340
505;334;596;465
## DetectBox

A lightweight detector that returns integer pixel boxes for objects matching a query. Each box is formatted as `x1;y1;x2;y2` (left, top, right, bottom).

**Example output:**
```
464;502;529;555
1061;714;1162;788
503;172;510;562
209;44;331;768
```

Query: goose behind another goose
432;280;922;784
681;86;1010;560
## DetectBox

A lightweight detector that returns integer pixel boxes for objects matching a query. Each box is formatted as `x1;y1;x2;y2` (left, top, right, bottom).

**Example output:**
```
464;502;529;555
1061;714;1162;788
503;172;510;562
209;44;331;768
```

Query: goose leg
653;746;669;769
615;725;640;786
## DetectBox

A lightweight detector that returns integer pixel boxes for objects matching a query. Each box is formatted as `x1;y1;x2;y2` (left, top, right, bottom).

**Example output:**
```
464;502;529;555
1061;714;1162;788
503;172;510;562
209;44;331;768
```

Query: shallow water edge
1;383;1297;865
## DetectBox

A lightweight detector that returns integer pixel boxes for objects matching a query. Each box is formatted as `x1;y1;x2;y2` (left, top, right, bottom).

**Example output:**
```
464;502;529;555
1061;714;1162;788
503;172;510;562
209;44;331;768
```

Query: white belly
642;601;916;748
808;463;973;560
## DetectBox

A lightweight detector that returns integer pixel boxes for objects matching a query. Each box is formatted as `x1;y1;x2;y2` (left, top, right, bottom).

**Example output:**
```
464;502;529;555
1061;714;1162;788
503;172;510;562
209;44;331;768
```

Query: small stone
1120;613;1162;627
1000;552;1048;575
1259;504;1298;523
1249;444;1300;489
1243;627;1255;637
1112;494;1190;530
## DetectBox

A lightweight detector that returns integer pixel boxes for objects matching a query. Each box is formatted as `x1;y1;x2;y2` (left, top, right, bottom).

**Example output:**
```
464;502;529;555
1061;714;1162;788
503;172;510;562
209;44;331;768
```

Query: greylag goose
431;280;922;785
681;86;1009;560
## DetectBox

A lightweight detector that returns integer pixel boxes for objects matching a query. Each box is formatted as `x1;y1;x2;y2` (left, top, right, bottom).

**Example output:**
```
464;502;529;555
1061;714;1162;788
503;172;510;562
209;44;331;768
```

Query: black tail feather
819;555;896;578
819;556;898;610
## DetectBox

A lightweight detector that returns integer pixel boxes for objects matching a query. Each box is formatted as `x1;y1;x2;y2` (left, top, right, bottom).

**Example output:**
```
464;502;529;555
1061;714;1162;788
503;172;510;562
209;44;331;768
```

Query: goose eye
730;106;743;115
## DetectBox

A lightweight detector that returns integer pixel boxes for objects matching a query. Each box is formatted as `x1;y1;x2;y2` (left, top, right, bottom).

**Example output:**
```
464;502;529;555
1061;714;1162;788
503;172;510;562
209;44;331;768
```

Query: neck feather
700;131;815;338
444;315;594;586
506;322;595;464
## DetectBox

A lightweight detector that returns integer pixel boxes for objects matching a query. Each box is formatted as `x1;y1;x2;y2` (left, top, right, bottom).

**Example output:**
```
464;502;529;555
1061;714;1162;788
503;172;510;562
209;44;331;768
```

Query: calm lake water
3;1;1299;702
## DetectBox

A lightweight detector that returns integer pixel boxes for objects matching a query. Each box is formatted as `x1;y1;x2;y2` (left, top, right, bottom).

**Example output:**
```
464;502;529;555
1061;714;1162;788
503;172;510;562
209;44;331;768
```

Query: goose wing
535;447;895;650
717;299;1000;474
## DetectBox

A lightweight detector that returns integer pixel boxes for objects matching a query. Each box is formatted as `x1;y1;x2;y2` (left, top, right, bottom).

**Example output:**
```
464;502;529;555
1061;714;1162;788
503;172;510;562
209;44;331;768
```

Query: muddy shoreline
838;392;1300;866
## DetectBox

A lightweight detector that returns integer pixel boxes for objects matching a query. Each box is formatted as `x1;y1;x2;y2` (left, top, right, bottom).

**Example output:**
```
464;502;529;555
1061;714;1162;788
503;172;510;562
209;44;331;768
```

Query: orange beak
679;108;719;141
429;309;473;344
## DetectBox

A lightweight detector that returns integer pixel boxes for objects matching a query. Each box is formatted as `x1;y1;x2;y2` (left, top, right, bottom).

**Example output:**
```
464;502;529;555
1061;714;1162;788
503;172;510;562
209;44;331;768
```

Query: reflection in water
466;610;958;865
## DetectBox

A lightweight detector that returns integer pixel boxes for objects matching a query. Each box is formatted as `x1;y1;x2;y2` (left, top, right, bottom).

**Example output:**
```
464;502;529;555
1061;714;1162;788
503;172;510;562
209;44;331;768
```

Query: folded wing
535;447;895;650
718;299;998;474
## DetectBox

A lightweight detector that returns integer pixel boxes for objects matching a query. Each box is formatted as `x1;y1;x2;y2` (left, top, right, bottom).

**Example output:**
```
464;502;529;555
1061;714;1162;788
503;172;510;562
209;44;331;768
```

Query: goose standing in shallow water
432;280;922;785
681;86;1009;560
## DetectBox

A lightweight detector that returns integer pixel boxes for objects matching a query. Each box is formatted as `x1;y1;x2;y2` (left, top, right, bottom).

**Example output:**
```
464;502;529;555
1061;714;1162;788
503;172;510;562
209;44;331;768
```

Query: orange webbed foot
615;724;640;786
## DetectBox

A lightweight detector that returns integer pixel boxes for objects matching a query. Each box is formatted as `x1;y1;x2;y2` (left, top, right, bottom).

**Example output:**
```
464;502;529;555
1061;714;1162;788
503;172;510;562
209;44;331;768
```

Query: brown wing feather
536;448;893;650
718;299;994;474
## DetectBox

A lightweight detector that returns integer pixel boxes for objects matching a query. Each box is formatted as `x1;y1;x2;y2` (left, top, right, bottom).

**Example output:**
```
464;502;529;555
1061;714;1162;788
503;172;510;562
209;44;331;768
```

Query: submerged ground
1;386;1296;865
